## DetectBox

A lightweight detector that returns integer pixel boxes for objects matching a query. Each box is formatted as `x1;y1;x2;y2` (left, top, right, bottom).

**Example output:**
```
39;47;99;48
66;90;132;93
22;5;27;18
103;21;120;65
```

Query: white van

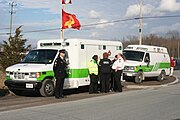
5;38;123;96
123;45;170;83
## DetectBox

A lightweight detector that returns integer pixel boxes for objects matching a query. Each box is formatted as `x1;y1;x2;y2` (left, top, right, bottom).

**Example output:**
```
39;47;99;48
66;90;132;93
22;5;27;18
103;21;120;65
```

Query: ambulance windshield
21;49;58;64
123;50;144;62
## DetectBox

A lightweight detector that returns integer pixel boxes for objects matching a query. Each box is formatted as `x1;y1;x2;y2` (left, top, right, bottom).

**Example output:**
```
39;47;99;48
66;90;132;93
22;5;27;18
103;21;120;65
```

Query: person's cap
59;49;66;53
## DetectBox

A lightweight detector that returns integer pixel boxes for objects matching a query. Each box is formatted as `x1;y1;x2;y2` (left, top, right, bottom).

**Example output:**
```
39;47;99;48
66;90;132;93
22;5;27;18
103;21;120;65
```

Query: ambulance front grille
11;72;29;79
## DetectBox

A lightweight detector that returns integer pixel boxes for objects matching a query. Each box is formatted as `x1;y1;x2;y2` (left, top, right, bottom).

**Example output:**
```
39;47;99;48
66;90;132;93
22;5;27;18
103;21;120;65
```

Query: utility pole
61;4;65;42
178;40;179;59
9;1;16;38
139;0;143;45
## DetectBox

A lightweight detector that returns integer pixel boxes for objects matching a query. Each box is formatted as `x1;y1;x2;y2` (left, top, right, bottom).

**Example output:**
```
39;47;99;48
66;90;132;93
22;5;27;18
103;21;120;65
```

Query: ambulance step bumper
123;72;137;77
4;80;42;91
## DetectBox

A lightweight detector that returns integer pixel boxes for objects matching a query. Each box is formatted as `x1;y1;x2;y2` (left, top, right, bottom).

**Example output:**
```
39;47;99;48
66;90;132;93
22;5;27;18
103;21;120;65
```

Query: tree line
122;31;180;59
0;26;179;71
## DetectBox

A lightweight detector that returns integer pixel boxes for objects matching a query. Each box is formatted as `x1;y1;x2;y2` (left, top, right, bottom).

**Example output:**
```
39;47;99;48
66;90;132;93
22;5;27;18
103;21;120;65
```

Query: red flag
62;10;81;30
62;0;72;4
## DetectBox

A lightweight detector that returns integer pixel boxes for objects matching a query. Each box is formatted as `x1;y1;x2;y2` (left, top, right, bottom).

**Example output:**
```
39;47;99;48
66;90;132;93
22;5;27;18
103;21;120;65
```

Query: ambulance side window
144;53;150;63
103;45;106;50
81;44;85;49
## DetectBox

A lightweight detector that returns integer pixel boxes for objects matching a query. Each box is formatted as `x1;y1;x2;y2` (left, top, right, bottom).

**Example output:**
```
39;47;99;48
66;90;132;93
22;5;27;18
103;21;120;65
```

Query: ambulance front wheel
157;71;166;82
135;71;143;84
40;79;55;97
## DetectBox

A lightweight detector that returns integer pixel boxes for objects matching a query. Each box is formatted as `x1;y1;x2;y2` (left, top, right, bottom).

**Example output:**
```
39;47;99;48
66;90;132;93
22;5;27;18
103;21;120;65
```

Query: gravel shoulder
0;76;178;112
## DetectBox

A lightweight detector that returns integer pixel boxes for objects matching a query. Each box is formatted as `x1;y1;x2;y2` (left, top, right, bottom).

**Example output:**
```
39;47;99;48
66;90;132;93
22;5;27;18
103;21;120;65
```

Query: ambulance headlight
129;66;137;70
124;66;136;71
30;72;41;78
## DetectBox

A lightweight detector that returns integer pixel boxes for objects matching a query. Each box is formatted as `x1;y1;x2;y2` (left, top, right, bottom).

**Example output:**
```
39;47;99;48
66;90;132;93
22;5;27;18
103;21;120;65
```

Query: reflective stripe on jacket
88;59;98;75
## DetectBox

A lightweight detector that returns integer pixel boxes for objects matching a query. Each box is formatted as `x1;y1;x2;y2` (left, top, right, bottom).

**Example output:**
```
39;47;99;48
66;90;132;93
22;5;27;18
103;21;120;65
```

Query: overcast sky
0;0;180;46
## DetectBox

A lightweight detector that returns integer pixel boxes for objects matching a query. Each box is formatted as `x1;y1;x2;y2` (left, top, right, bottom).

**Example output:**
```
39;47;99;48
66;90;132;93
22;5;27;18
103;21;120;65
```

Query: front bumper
123;71;137;77
4;80;42;91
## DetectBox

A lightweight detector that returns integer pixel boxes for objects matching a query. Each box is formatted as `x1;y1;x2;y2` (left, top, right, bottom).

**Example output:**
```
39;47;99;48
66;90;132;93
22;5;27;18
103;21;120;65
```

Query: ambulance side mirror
144;58;150;63
144;57;150;66
144;53;150;63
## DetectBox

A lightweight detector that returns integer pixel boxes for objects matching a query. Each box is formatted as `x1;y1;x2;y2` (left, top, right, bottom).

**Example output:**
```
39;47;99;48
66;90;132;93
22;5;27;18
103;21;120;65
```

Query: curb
160;76;179;87
126;76;179;89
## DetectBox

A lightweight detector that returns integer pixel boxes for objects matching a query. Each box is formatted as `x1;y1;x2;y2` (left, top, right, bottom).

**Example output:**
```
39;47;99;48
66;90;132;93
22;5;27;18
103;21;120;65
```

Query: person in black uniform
99;52;112;93
110;55;118;91
53;49;67;99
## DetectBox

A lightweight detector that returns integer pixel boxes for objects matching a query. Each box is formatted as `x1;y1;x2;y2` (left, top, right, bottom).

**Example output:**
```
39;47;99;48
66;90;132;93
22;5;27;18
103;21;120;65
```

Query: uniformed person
99;52;112;93
88;55;99;94
53;49;67;99
112;53;125;92
110;55;118;91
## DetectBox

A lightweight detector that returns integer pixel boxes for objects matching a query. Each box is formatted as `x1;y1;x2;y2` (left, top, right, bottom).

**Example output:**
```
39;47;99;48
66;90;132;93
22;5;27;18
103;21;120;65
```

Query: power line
0;14;180;35
81;15;180;28
22;28;60;33
0;33;9;35
144;15;180;19
81;18;136;27
0;28;10;30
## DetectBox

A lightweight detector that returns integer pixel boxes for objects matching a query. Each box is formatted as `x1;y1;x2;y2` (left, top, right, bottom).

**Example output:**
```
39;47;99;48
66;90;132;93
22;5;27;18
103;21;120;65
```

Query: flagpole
61;4;65;42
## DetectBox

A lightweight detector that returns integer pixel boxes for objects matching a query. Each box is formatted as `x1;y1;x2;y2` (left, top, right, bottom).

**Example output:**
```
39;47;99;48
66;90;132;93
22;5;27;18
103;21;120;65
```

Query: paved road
0;71;180;120
0;76;175;112
174;70;180;77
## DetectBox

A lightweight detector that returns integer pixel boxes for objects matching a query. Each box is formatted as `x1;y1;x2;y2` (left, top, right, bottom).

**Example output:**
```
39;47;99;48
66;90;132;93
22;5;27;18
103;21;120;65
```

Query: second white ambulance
123;45;170;83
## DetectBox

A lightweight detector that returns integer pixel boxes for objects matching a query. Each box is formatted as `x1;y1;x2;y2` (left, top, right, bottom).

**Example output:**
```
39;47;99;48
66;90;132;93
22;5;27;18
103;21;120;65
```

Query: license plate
126;73;132;76
26;83;33;88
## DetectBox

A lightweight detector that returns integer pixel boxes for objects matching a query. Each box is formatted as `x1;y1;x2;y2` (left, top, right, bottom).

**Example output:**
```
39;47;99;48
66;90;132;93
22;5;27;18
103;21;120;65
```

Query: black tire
11;90;23;96
135;71;143;84
40;79;55;97
157;71;166;82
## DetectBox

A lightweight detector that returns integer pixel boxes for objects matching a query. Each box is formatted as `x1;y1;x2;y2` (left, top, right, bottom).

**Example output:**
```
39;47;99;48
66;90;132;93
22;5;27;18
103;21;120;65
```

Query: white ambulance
123;45;170;83
5;38;123;96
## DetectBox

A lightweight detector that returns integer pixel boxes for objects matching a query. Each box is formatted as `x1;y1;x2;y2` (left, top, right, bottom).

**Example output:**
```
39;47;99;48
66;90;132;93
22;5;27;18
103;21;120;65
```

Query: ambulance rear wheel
40;79;55;97
157;71;166;82
135;71;143;84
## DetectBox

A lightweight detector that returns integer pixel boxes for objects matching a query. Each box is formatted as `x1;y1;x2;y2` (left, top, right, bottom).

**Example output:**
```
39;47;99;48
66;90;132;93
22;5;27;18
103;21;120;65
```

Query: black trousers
89;74;98;93
55;77;65;98
110;70;116;91
100;73;110;93
114;70;122;92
